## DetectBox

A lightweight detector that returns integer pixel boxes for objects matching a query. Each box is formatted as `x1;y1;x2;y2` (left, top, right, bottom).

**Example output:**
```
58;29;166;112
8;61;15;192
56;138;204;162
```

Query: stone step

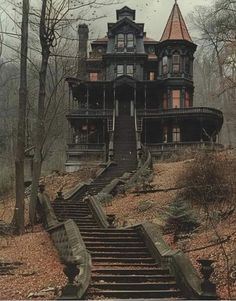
87;289;181;299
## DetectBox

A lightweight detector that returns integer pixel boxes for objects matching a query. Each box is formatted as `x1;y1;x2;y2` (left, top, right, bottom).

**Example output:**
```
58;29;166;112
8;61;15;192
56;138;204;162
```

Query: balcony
67;109;113;119
146;142;224;155
136;107;223;123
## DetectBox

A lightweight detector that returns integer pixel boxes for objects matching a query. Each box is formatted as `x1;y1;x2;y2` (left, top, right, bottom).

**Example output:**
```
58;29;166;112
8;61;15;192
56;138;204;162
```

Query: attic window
117;34;125;50
127;33;134;48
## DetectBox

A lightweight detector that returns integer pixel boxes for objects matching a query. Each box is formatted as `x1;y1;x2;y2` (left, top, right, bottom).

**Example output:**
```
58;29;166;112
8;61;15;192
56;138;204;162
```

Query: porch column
114;85;118;116
103;84;106;110
144;84;147;110
86;84;89;110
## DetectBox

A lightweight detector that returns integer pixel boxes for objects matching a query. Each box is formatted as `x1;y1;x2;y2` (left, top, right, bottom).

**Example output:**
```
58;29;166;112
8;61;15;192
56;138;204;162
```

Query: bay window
172;90;181;108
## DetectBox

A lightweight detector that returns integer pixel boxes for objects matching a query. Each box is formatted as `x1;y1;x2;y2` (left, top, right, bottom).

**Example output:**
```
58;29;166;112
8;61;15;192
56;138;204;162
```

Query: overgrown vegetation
163;197;200;242
178;152;234;205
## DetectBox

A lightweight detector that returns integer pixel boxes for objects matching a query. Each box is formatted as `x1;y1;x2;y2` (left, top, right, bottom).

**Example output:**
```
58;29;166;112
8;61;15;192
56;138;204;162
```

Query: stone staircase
52;115;184;299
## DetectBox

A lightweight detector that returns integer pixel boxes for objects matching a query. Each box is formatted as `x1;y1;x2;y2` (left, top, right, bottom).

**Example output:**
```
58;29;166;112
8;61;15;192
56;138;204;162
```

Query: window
172;126;181;142
117;34;125;50
172;54;180;73
185;91;190;108
162;56;168;74
149;72;155;81
163;93;168;110
117;33;135;52
117;64;124;77
185;57;191;74
163;127;168;143
90;72;98;81
127;65;134;77
172;90;180;108
127;33;134;49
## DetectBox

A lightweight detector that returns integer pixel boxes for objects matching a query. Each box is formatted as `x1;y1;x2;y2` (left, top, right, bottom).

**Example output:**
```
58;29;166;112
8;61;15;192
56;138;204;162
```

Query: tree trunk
14;0;29;234
29;0;50;226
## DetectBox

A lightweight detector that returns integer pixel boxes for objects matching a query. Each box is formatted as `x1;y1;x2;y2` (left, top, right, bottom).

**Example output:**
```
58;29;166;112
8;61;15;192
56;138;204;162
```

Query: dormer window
117;34;125;50
116;33;135;52
127;33;134;49
172;54;180;73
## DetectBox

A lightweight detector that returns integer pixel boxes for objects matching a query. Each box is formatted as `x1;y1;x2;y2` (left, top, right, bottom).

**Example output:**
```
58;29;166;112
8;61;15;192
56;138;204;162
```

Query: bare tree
14;0;29;234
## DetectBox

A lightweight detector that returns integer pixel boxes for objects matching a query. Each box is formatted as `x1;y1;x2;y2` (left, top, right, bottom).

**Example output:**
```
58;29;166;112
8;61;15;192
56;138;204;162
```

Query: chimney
77;24;89;79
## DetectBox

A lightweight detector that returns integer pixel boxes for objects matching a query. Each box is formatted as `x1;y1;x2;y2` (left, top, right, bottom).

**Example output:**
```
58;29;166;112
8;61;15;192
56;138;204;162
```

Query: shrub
163;198;200;241
178;152;233;205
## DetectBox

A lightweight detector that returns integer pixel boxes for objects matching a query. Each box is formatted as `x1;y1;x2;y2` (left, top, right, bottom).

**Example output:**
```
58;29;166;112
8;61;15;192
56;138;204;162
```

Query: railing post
197;259;217;300
60;262;80;299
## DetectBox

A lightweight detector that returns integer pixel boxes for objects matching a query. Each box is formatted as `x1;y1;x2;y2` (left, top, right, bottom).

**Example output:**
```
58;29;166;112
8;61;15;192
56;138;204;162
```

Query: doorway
116;85;134;116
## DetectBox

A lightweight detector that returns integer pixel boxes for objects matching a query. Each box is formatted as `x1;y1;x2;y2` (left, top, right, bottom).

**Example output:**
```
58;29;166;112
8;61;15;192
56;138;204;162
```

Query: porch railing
136;107;223;119
68;109;113;116
146;142;224;153
67;143;106;151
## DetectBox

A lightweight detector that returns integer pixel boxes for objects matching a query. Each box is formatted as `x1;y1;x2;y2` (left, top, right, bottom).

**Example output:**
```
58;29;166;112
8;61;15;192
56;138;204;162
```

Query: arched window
162;56;168;74
172;54;180;73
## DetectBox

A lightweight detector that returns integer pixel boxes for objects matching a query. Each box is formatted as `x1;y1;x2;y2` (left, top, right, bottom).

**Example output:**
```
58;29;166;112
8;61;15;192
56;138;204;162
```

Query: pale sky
88;0;213;41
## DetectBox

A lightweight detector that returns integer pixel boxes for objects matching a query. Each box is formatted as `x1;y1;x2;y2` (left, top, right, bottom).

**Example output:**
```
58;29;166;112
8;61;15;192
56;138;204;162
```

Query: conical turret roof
160;2;192;42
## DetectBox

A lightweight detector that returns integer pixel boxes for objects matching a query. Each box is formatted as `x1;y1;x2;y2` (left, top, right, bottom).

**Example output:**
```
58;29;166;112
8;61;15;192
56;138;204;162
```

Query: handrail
134;222;212;299
134;104;142;163
67;108;113;116
40;193;91;299
137;107;223;119
48;220;92;299
108;106;116;161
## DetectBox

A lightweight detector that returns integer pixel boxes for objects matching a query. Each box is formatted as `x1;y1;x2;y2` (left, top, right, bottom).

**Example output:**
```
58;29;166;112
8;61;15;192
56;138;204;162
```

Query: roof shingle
160;3;192;42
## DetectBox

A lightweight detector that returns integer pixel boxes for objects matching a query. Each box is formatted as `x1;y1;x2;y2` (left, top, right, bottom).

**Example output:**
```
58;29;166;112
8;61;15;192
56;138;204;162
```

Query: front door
116;85;133;116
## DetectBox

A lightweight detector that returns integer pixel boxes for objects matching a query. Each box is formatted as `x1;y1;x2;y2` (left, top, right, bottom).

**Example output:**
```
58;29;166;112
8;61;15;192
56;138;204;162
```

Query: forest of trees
0;0;235;233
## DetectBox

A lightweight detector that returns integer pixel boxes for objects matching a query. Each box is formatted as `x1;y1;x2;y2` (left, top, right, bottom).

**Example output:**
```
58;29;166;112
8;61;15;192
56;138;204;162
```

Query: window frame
117;64;124;77
162;56;168;74
127;33;134;49
172;126;181;143
117;33;125;51
126;64;134;77
172;54;180;73
172;90;181;108
89;72;98;81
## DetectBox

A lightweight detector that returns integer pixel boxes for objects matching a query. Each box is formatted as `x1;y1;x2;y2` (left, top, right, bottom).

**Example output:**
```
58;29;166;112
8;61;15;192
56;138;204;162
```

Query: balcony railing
137;107;223;120
146;142;224;153
67;143;106;151
67;109;113;117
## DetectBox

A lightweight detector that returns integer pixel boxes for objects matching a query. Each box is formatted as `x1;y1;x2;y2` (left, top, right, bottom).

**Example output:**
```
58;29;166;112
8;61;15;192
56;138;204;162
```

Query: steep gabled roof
160;2;192;42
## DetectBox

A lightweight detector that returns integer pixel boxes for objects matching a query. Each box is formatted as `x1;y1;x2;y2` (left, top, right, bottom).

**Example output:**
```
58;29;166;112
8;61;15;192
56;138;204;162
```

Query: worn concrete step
91;274;175;283
91;282;177;290
83;237;142;242
91;257;156;263
81;232;139;238
87;289;181;299
90;252;150;258
92;268;170;275
84;241;145;247
87;247;148;253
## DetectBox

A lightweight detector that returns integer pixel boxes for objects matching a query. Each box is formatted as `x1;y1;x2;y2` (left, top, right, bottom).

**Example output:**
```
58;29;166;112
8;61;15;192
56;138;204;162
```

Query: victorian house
65;3;223;171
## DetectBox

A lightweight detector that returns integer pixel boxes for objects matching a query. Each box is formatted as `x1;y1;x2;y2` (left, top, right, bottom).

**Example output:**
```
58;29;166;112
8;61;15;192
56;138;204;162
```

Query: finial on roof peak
175;0;177;4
